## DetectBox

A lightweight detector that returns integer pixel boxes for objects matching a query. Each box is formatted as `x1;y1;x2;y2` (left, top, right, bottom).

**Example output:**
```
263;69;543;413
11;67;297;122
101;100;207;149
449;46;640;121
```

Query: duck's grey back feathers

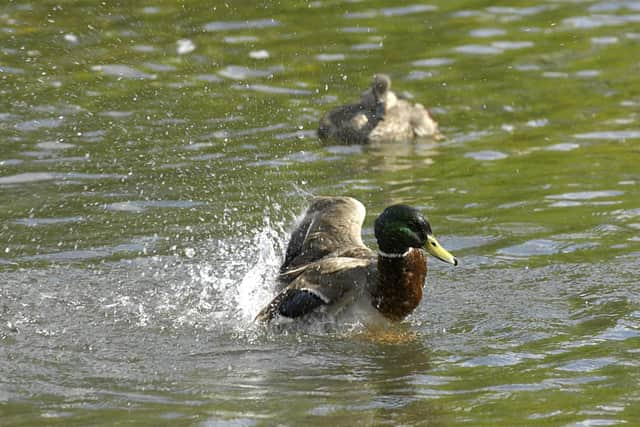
281;196;368;274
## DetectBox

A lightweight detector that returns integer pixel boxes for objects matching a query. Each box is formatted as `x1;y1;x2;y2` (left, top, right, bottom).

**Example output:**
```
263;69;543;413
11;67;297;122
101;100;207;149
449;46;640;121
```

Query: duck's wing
318;102;383;144
279;245;375;283
318;103;365;141
281;197;368;273
256;256;376;322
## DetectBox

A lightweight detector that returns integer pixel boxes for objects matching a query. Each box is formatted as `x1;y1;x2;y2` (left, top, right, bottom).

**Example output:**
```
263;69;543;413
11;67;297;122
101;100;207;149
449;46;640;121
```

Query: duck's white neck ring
377;249;411;258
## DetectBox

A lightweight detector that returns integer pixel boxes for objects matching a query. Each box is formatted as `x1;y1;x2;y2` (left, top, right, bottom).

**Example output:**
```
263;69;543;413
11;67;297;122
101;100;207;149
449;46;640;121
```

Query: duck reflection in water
318;74;442;144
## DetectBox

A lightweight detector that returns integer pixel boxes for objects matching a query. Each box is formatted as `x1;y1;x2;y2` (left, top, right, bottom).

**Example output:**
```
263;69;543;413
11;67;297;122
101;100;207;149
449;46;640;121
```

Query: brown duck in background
256;197;457;326
317;74;441;144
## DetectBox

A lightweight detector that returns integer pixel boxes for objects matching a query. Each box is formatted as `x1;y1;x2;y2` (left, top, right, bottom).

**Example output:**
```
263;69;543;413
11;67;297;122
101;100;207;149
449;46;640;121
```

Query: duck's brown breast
370;249;427;321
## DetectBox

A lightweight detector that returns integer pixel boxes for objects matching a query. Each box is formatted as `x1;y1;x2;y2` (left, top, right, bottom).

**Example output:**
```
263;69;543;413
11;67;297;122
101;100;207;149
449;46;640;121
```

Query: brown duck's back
368;99;440;142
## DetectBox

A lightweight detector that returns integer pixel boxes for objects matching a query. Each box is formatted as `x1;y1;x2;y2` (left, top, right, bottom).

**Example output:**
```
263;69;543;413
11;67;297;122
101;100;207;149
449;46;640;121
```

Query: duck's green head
374;204;458;265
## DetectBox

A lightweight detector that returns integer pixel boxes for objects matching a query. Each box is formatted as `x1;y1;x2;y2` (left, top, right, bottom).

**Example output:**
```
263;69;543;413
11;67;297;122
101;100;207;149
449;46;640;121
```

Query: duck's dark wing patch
277;289;325;318
255;288;326;322
257;257;374;324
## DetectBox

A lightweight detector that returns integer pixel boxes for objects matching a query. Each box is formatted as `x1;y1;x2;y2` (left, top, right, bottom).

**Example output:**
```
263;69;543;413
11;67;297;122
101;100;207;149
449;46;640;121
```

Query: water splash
238;220;288;321
184;216;289;332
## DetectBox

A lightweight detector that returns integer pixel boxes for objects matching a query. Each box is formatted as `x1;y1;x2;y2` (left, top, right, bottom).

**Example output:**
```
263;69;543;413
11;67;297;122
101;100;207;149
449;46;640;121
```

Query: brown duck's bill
426;235;458;266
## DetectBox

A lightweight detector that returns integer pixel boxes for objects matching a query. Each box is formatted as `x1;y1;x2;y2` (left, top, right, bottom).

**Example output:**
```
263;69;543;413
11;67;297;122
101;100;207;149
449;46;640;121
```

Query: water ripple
470;28;507;38
459;352;542;367
556;358;616;372
0;65;24;74
411;58;454;67
194;74;223;83
218;65;283;80
0;159;24;166
546;191;624;200
232;84;312;95
224;35;258;44
544;143;580;151
575;70;601;78
493;41;535;50
105;200;204;213
454;41;535;54
35;141;75;150
379;4;437;16
596;322;640;341
345;4;437;19
574;130;640;139
486;6;549;16
315;53;346;62
14;118;64;131
0;172;125;185
464;150;508;161
592;36;620;45
13;216;85;227
91;64;156;80
211;123;288;139
144;62;177;73
406;70;436;80
543;71;569;79
351;43;383;51
249;50;269;59
454;44;504;55
565;420;621;427
590;2;640;12
498;239;563;257
204;19;279;32
564;14;640;29
20;237;158;262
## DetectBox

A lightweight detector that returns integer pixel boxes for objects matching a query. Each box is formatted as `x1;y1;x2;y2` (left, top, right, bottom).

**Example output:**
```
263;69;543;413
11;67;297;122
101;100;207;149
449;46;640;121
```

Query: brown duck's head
374;204;458;265
371;74;392;100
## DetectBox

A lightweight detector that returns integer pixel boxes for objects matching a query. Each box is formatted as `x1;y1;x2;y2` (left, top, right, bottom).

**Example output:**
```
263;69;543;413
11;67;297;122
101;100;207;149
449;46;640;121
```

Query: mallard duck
256;196;457;325
317;74;441;144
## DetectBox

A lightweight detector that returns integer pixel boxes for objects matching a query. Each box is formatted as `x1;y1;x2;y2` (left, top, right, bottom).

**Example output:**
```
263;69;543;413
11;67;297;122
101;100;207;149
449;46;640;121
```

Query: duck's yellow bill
426;235;458;266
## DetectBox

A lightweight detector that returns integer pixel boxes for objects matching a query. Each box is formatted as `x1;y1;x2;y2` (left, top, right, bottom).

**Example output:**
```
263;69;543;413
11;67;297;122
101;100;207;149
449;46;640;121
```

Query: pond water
1;1;640;425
